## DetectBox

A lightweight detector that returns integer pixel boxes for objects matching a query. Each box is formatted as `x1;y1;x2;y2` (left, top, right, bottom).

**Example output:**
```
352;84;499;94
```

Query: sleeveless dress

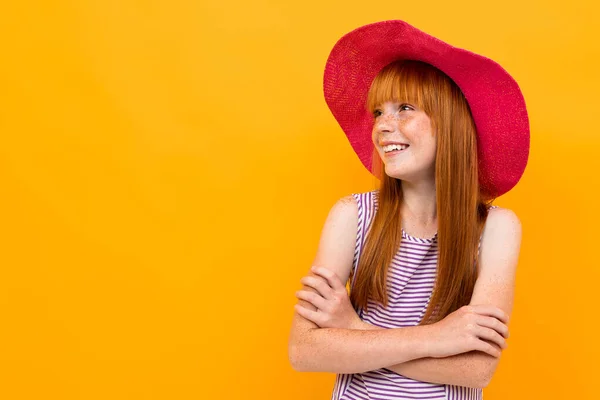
330;190;498;400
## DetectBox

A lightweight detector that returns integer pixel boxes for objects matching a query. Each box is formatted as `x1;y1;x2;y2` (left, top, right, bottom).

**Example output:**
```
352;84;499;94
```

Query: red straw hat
323;20;530;198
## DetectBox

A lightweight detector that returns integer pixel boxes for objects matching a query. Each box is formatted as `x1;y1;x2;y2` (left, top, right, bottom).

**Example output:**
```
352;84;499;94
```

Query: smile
384;146;409;157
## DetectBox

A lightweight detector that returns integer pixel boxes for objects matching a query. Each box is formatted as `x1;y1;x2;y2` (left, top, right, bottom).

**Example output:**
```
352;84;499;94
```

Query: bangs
366;60;438;116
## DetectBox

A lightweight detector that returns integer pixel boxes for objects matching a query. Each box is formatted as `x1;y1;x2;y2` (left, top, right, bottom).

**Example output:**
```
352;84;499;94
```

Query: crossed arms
288;197;521;389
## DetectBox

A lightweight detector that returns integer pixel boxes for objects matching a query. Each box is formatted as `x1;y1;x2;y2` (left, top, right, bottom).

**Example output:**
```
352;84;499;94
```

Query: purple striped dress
331;190;498;400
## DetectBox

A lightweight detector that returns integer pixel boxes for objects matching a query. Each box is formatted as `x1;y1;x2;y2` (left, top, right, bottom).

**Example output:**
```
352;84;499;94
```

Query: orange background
0;1;598;399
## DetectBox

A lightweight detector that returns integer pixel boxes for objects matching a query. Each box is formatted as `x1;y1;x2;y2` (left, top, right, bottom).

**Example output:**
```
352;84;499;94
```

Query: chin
384;167;406;180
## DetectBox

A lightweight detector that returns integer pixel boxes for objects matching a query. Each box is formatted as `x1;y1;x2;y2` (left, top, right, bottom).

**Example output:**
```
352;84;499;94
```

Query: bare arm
290;197;518;382
289;323;434;373
354;208;522;389
355;321;496;388
288;195;435;373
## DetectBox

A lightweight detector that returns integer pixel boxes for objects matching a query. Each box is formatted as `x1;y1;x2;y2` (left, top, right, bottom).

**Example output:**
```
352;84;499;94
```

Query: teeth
383;144;409;153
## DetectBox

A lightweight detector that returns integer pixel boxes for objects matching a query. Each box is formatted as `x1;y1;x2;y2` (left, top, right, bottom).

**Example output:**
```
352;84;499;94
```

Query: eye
373;104;413;118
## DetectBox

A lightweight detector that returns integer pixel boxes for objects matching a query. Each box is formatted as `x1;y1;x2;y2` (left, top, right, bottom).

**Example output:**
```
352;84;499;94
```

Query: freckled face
371;101;437;181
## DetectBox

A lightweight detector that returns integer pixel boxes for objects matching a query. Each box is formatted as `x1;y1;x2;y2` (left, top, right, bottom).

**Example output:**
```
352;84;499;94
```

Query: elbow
476;372;492;389
289;330;326;372
474;358;500;389
288;343;303;371
457;352;500;389
471;374;490;390
288;326;321;372
463;371;490;390
288;342;310;372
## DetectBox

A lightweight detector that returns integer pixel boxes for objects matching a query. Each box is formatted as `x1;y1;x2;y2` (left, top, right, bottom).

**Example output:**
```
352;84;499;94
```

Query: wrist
419;323;437;358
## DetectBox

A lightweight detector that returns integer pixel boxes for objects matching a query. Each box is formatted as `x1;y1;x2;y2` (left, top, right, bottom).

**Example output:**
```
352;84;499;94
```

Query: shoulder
331;194;358;216
334;190;376;211
338;194;358;207
318;194;359;241
479;206;522;273
484;206;522;240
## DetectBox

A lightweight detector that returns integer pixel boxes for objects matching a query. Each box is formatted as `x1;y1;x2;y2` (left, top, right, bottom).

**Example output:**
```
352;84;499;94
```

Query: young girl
288;20;527;399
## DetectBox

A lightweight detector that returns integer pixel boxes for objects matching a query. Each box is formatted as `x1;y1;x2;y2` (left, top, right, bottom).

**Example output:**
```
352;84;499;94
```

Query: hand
293;266;362;330
427;304;510;358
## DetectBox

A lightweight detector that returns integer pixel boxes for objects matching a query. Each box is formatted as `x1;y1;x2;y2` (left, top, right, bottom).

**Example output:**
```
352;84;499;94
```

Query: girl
288;20;527;400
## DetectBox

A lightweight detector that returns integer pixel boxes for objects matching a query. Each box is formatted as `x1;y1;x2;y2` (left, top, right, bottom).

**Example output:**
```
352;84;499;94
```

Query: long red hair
349;60;496;325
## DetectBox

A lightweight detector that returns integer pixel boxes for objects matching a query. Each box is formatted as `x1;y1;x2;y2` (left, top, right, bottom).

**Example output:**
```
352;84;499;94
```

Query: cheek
407;119;434;146
411;138;437;161
413;118;432;134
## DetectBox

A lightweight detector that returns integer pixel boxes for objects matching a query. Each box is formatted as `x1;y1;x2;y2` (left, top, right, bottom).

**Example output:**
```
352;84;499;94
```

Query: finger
295;290;327;310
300;276;334;300
311;266;346;292
294;304;322;326
470;304;510;324
476;326;507;350
477;315;510;339
472;338;502;358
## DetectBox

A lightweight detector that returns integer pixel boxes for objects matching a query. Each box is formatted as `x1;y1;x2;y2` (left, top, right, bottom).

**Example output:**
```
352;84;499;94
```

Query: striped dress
331;190;498;400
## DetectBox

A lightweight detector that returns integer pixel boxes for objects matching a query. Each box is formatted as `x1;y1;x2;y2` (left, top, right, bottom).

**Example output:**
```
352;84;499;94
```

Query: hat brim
323;20;530;198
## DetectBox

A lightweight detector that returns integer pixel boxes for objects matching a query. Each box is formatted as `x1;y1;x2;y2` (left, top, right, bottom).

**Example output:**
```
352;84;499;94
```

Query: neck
399;179;437;226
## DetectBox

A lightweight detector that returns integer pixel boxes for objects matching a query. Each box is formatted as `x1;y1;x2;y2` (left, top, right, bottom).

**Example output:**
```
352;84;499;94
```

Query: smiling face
371;100;437;182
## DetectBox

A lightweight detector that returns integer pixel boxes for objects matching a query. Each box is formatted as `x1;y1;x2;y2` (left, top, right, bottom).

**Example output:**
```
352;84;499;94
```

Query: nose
375;112;396;133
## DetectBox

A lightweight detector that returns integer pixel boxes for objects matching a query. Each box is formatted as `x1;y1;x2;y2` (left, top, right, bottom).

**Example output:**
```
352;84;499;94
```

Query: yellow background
0;1;598;399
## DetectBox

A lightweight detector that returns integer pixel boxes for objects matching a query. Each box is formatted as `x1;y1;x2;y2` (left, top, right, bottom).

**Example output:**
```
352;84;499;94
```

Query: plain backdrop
0;0;598;399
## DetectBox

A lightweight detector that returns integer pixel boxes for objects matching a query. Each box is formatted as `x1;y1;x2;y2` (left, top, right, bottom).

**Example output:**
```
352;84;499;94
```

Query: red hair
349;60;495;324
